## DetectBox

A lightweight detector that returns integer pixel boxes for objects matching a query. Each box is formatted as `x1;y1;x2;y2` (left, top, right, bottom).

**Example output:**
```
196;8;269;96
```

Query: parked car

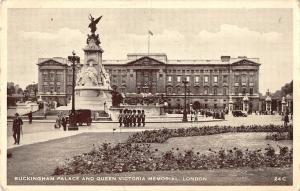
232;110;247;117
66;109;92;126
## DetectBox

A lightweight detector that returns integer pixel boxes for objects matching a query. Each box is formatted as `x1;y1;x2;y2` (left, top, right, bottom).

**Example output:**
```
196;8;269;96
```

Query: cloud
197;24;282;43
11;25;290;93
19;27;85;42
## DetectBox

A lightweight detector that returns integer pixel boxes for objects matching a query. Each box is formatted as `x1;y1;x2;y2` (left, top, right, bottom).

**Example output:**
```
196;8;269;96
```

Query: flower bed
53;142;292;175
53;125;293;175
127;125;292;144
266;132;291;141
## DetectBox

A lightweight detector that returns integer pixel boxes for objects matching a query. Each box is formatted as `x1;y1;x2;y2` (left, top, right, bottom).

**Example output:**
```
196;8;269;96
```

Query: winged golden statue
88;14;102;34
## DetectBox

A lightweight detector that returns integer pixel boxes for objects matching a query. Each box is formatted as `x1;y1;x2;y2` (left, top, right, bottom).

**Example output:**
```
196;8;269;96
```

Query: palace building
37;53;261;112
37;57;73;106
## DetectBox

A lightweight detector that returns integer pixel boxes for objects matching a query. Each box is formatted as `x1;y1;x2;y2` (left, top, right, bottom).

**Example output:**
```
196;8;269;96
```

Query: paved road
6;114;289;149
7;114;286;136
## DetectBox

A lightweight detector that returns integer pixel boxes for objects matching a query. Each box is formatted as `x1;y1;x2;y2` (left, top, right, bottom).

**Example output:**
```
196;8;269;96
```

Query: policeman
12;113;23;145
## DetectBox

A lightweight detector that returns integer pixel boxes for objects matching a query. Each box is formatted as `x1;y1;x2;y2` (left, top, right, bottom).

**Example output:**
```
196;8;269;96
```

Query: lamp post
182;79;188;122
68;51;80;130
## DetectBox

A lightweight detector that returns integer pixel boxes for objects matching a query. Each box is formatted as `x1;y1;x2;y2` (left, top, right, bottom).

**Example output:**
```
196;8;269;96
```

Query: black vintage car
67;109;92;126
232;110;247;117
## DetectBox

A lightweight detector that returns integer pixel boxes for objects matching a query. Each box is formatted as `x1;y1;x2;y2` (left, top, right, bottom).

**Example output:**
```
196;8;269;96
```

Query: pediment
37;59;67;66
231;59;260;66
126;56;165;66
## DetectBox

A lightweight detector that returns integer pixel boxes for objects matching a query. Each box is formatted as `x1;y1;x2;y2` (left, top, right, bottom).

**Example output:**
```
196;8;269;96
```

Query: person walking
55;114;61;129
28;111;33;124
12;113;23;145
62;114;67;131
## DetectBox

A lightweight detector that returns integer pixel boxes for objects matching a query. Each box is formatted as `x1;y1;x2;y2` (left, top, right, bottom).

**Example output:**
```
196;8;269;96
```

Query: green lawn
7;132;292;185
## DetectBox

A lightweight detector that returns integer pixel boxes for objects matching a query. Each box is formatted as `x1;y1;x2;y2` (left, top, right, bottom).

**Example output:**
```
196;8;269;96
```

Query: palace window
56;86;61;93
223;88;227;95
167;87;172;94
43;86;48;92
213;76;218;83
214;88;218;95
112;75;117;83
167;76;172;82
186;76;190;82
204;87;208;95
249;75;254;83
250;88;253;95
50;86;54;93
177;76;181;82
56;73;62;82
242;75;247;84
242;88;247;95
235;87;239;95
68;75;73;82
194;87;200;94
43;74;48;81
234;75;239;83
194;76;199;83
204;76;209;83
176;87;181;94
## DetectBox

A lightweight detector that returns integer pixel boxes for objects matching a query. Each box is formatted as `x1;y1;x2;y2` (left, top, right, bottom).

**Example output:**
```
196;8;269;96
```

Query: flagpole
148;32;150;55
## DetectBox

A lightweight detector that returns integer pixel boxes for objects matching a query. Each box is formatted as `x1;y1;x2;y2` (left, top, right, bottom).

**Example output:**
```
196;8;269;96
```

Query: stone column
281;97;286;114
243;95;249;113
265;96;272;115
228;96;233;115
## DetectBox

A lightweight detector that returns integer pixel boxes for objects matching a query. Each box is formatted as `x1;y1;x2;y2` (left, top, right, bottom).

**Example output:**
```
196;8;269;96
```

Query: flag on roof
148;30;153;35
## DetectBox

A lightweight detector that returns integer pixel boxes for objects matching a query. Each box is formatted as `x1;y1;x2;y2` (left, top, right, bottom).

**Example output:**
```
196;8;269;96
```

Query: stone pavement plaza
6;115;287;149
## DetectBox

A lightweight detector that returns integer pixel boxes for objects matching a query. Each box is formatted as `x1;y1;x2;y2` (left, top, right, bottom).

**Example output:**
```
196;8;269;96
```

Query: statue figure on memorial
88;14;102;34
76;64;100;86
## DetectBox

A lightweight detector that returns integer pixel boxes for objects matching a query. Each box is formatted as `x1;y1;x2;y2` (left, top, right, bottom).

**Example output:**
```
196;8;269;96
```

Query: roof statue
88;14;102;34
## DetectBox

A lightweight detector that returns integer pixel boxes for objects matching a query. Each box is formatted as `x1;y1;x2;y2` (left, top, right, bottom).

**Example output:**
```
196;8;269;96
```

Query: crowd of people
53;141;292;175
118;109;146;127
127;124;293;144
55;113;68;131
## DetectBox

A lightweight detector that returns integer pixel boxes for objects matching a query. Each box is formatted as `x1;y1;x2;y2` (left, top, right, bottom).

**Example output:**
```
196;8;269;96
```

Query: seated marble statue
76;65;100;86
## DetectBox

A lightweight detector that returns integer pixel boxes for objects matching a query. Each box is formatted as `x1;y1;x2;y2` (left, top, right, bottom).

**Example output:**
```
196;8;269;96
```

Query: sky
7;8;293;93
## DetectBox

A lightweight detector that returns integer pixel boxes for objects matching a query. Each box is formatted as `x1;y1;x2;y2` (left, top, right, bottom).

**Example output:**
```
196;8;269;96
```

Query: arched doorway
193;101;201;110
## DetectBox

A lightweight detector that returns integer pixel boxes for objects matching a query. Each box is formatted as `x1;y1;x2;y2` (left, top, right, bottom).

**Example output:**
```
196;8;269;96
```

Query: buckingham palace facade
37;53;260;112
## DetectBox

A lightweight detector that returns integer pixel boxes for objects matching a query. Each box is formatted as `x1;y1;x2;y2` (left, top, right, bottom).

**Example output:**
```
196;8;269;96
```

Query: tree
25;83;38;101
17;88;23;94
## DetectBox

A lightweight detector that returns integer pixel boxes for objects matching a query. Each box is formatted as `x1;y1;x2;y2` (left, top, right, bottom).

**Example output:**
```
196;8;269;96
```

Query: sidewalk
7;116;224;123
7;127;152;149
